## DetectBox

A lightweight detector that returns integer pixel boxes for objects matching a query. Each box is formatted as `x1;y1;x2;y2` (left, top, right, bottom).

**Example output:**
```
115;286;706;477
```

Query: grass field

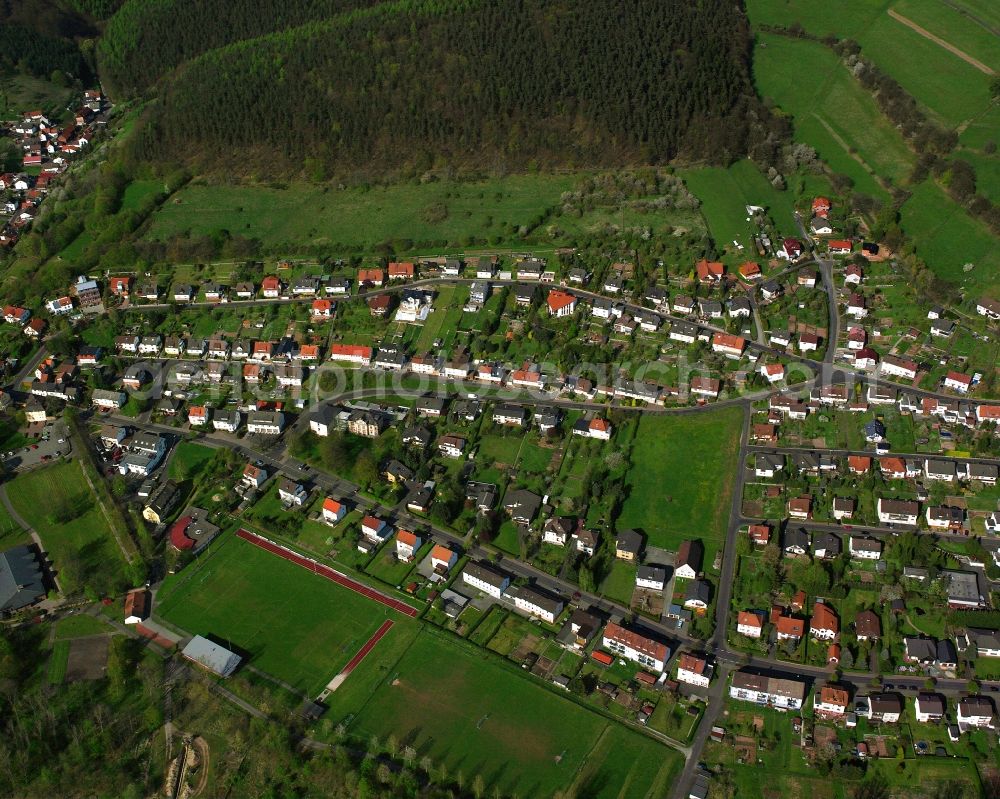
617;407;744;558
753;33;912;195
155;534;414;694
47;639;70;685
53;614;111;640
900;181;1000;293
120;179;164;211
332;628;682;797
748;0;995;129
145;175;577;252
168;441;217;480
680;159;800;248
0;74;74;121
7;460;130;594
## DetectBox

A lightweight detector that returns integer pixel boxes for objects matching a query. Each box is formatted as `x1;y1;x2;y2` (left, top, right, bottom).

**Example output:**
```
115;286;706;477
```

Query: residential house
957;697;995;731
503;489;541;526
675;539;704;579
867;694;903;723
737;610;765;638
815;685;850;719
877;498;919;525
322;498;347;524
684;580;711;612
636;565;667;592
849;536;882;560
505;584;564;623
396;530;422;562
810;602;839;640
915;692;947;723
615;529;643;561
855;610;881;642
676;653;713;688
242;464;267;490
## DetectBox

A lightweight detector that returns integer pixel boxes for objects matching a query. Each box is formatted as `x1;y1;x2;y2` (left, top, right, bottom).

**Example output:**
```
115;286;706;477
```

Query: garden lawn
617;407;743;558
145;175;576;252
7;460;131;595
169;441;217;480
155;534;415;694
54;614;111;640
335;628;681;798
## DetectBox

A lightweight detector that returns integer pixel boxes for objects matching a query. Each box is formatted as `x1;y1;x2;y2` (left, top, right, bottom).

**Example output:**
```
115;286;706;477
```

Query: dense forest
97;0;386;95
0;0;98;82
111;0;761;174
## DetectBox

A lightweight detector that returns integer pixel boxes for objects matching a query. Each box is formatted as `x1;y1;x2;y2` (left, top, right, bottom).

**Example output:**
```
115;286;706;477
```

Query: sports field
145;174;576;251
155;534;415;693
617;406;744;558
332;629;683;797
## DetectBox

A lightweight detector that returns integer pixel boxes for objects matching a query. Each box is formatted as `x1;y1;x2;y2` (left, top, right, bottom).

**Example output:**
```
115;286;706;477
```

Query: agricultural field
750;0;997;125
145;174;577;252
900;181;1000;293
617;406;744;558
330;628;683;798
753;33;912;196
155;533;416;694
7;460;131;595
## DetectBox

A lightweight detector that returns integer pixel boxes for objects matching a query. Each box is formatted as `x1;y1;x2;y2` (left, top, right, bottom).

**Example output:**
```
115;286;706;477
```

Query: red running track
342;619;394;676
236;529;419;618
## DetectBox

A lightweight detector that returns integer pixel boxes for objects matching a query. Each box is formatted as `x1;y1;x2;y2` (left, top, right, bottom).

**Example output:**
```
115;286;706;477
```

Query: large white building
461;562;511;598
877;498;920;526
602;622;669;673
729;670;806;710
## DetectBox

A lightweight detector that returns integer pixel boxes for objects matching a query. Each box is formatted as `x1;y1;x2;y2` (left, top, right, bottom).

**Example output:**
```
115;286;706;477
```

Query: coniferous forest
105;0;762;174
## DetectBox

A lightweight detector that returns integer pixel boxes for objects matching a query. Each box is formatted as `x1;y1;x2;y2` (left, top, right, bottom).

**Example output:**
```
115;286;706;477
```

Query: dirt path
76;459;136;565
888;9;996;75
811;114;882;180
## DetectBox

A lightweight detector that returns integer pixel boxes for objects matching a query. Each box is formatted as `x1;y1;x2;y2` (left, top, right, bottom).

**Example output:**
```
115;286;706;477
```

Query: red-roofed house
431;544;458;572
748;524;770;546
739;262;761;281
810;602;839;640
737;610;765;638
322;497;347;524
261;276;282;297
944;371;972;393
396;529;422;561
848;455;872;474
812;197;831;217
358;268;384;286
712;332;746;358
312;298;333;319
124;588;149;625
829;240;852;255
109;276;132;296
781;238;803;260
329;343;372;364
547;290;577;317
387;262;415;280
696;260;725;284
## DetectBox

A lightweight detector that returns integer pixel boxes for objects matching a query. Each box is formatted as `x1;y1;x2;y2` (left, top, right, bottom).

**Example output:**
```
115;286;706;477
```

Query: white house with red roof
430;544;458;573
329;343;372;364
737;610;764;638
322;497;347;524
944;371;972;394
261;276;281;297
312;298;333;319
547;290;577;317
396;529;422;561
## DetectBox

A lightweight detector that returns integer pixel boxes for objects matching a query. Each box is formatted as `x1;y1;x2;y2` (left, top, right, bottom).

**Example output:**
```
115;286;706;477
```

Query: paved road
114;273;999;407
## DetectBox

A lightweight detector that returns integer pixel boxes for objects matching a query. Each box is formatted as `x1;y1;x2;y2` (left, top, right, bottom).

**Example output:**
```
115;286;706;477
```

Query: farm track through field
888;9;996;75
811;114;883;182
